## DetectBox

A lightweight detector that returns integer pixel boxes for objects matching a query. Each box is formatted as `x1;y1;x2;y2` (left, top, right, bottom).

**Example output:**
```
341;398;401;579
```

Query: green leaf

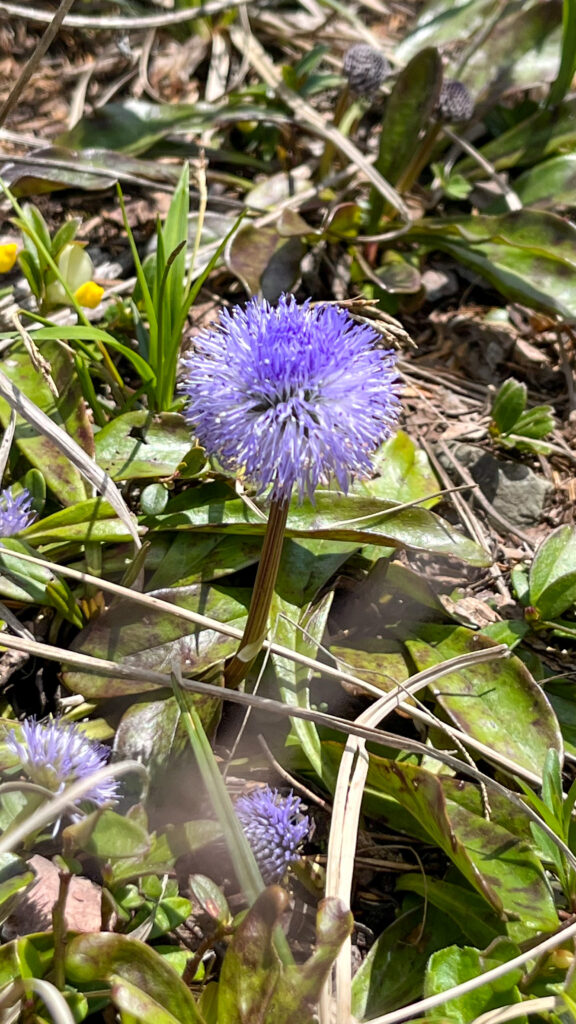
32;325;157;388
111;973;190;1024
458;96;576;176
548;0;576;105
17;249;43;296
217;888;352;1024
51;218;81;255
0;933;54;989
108;822;222;885
512;405;555;440
140;483;169;515
65;932;206;1023
405;624;562;775
491;379;527;435
216;887;285;1024
149;489;490;566
0;853;36;926
0;341;91;504
546;681;576;759
0;538;82;624
512;154;576;209
62;810;150;859
529;525;576;619
409;210;576;318
146;532;263;590
396;0;511;60
226;221;304;301
363;754;558;939
351;904;466;1021
375;47;442;186
370;47;442;224
481;619;530;648
94;411;203;481
265;897;353;1022
269;591;333;779
188;875;232;928
63;583;248;698
113;697;191;781
457;2;561;96
21;497;136;548
511;565;530;606
58;99;216;156
424;942;524;1024
373;251;422;294
153;162;190;409
395;876;503;947
362;431;440;508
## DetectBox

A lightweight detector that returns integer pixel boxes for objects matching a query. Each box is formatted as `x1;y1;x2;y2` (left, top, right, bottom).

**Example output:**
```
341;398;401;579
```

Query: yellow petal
0;243;18;273
74;281;104;308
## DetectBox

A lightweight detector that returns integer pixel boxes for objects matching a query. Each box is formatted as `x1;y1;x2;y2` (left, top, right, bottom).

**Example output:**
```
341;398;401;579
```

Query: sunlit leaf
405;624;562;774
529;525;576;620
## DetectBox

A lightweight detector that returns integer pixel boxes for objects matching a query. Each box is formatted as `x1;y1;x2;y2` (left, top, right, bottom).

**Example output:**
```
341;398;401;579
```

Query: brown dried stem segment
0;0;78;127
224;497;290;688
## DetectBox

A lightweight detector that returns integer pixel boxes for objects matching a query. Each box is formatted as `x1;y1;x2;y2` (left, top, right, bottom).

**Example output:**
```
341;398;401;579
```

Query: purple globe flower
0;488;35;537
6;718;119;807
235;786;310;884
181;295;399;502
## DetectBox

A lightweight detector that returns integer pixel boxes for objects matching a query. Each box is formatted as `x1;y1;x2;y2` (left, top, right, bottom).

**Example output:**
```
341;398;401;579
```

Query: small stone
437;442;551;528
3;856;102;939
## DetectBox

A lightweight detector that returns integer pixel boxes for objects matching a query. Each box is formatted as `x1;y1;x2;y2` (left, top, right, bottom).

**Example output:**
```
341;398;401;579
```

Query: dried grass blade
0;368;141;549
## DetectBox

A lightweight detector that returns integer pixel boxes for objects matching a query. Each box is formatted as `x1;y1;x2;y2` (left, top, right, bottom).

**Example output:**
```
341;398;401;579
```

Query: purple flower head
181;295;400;502
6;718;119;807
0;488;34;537
235;786;310;884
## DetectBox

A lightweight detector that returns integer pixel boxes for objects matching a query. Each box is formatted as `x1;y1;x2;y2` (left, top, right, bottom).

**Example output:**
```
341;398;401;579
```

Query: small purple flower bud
235;786;310;884
0;488;35;537
343;44;390;97
436;80;474;123
180;295;400;503
6;718;119;807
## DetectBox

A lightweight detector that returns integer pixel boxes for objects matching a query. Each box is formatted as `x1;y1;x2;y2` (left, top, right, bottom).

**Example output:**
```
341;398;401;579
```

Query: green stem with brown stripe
224;497;290;688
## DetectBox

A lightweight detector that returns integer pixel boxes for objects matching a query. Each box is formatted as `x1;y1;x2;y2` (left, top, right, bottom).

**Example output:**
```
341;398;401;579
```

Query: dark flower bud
343;44;390;98
436;80;474;123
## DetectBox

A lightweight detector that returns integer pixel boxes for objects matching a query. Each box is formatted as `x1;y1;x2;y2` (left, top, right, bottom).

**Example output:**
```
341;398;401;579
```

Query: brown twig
0;0;78;128
0;0;249;29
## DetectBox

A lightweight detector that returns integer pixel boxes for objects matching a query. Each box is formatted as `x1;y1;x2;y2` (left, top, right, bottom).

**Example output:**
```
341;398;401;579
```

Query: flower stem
225;497;290;688
395;122;442;195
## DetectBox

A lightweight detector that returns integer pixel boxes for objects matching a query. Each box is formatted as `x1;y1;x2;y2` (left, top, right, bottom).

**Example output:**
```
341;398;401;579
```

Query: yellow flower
0;243;18;273
74;281;104;309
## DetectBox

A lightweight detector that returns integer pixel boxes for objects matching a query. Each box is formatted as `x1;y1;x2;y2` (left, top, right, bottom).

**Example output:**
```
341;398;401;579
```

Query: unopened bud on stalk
343;44;390;98
436;80;474;123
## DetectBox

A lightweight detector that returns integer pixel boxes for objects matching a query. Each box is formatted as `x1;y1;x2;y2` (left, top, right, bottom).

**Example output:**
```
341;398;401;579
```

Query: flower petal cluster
74;280;104;309
6;718;119;807
436;80;474;123
0;488;35;537
235;786;310;884
343;44;390;97
45;244;102;311
181;296;399;502
0;243;18;274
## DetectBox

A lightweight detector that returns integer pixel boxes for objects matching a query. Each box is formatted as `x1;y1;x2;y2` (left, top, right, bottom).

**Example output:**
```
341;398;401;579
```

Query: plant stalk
225;497;290;688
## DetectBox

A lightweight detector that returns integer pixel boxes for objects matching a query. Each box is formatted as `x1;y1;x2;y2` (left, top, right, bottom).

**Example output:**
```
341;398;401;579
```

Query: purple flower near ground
0;488;34;537
6;719;119;807
235;786;310;884
181;295;399;502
